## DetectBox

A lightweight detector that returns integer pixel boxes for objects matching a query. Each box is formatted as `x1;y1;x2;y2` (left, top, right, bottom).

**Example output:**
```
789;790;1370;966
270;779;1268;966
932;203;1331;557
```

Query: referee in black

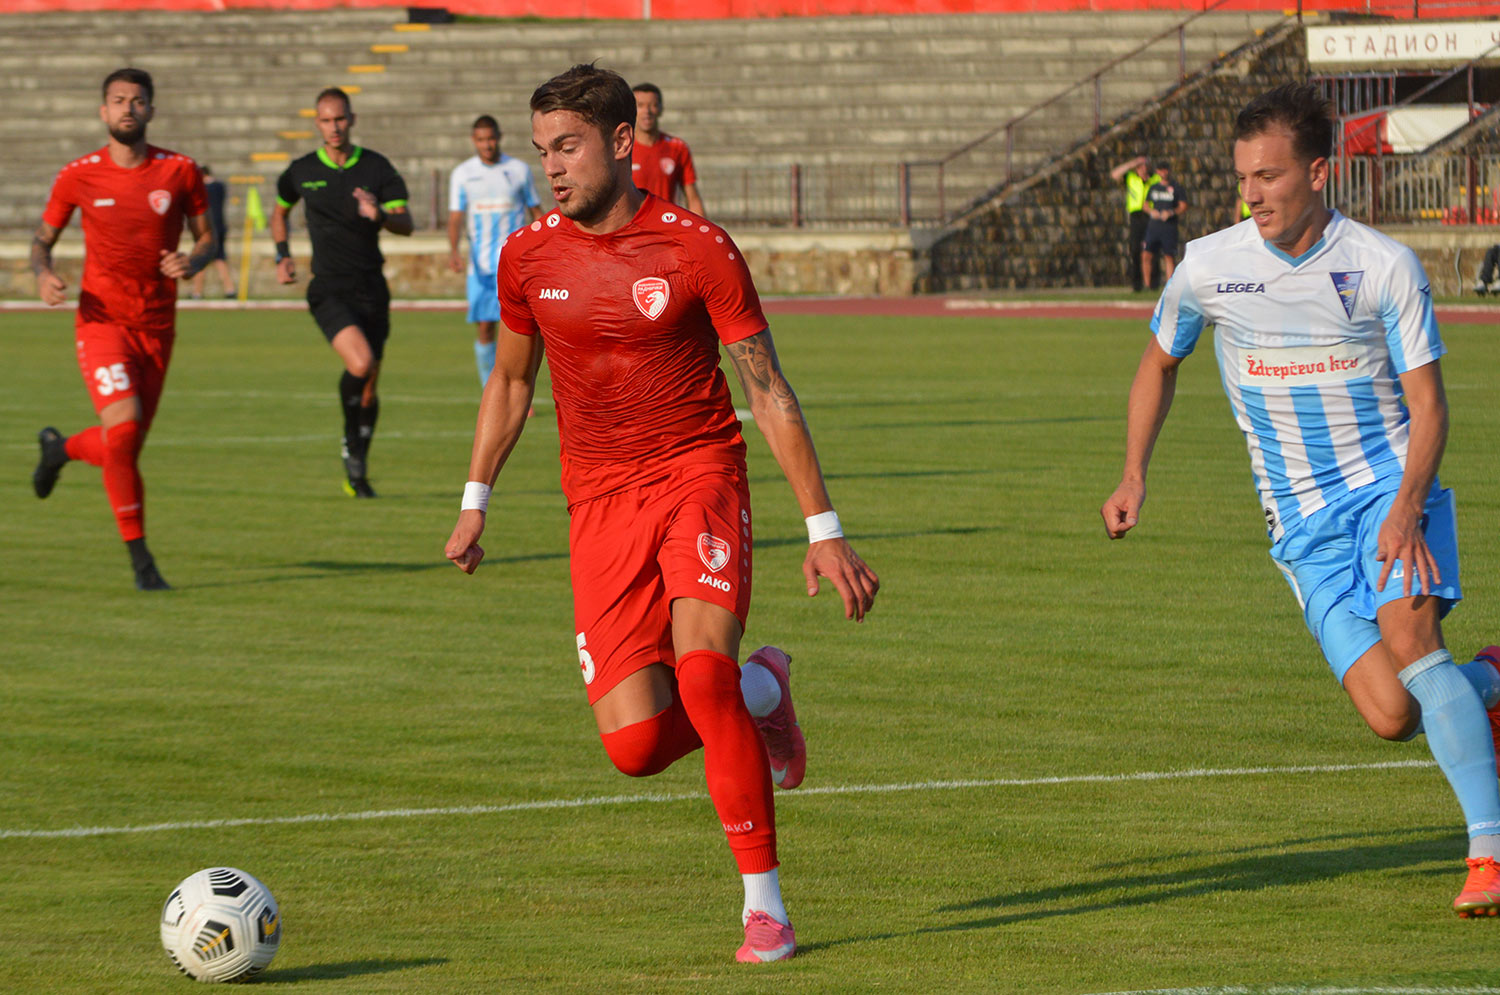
271;87;412;497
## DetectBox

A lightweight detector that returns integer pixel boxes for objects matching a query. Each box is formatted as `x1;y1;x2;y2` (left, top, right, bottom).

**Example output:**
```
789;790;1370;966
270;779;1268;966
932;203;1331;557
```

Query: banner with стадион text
1308;20;1500;66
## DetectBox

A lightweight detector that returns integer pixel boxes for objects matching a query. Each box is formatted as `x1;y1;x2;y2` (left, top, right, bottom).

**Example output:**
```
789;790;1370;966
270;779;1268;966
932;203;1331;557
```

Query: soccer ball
159;867;281;983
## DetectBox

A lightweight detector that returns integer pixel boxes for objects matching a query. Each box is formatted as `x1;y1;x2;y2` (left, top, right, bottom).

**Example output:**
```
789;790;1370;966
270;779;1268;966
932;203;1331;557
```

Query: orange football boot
1456;856;1500;918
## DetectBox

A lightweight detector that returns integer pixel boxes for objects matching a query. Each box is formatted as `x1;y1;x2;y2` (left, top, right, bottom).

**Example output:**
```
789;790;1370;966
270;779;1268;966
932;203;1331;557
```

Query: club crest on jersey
632;277;670;320
697;532;731;573
148;190;172;216
1330;270;1364;318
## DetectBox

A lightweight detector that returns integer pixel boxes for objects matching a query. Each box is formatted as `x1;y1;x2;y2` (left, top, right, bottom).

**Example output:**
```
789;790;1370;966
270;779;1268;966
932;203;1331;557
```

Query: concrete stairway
0;8;1285;233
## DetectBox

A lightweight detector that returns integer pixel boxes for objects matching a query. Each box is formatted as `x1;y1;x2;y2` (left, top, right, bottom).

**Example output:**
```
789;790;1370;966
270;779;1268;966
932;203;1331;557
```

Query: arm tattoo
183;215;217;277
30;223;58;278
726;329;802;423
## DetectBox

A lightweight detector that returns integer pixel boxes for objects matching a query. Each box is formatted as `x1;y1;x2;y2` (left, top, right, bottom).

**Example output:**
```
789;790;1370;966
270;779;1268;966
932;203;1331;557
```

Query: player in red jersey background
445;64;877;963
631;82;706;217
30;68;213;591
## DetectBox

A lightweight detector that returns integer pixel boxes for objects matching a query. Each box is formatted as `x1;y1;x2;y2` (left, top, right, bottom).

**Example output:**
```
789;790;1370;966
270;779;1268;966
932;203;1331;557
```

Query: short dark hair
531;64;635;139
472;114;500;133
315;87;352;113
632;81;663;106
102;67;153;104
1235;82;1333;163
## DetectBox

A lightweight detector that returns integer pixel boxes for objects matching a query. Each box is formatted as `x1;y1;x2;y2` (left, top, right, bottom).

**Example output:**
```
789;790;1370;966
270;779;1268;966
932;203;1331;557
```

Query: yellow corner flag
237;185;266;303
245;185;267;231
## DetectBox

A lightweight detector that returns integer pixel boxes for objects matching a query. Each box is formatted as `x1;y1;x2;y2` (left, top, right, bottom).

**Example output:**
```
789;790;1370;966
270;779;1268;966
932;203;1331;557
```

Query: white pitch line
1086;987;1500;995
0;758;1435;841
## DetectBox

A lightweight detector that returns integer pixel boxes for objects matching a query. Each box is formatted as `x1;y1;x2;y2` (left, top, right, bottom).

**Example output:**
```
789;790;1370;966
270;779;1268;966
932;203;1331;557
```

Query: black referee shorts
307;273;391;361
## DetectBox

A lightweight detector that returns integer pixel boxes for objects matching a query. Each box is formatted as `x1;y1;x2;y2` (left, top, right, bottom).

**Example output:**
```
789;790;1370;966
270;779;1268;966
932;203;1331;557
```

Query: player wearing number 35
30;68;214;591
444;64;879;962
1101;83;1500;917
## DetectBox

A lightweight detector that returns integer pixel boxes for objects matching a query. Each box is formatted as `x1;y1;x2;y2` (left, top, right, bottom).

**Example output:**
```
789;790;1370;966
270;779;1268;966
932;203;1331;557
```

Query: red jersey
630;133;697;204
499;194;767;504
42;145;208;332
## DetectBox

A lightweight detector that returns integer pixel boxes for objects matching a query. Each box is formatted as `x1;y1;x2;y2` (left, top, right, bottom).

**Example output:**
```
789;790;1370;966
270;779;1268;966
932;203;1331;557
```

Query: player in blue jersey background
448;115;543;386
1101;82;1500;918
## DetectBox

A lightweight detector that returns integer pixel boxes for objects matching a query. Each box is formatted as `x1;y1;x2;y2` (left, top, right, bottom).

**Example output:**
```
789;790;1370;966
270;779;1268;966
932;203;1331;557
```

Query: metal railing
901;0;1296;226
1328;38;1500;224
1333;152;1500;224
698;2;1300;228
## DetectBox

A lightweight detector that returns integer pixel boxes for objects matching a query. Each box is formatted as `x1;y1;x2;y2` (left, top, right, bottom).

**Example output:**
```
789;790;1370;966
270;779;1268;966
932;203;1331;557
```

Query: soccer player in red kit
631;82;706;216
30;67;213;591
444;64;878;963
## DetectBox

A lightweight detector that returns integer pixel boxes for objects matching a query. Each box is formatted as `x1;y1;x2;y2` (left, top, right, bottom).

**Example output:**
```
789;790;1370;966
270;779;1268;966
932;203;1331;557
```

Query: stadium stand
0;6;1284;237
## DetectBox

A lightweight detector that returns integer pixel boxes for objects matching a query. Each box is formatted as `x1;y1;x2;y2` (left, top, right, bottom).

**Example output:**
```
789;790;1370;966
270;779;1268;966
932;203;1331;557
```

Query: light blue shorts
467;268;500;324
1269;479;1461;683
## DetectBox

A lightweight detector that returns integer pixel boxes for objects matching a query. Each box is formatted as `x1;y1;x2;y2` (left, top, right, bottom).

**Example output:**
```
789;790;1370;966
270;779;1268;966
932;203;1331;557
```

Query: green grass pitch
2;305;1499;993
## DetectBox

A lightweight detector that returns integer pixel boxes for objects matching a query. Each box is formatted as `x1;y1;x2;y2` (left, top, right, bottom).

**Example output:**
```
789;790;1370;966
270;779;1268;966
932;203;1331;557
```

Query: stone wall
919;23;1311;292
0;228;917;301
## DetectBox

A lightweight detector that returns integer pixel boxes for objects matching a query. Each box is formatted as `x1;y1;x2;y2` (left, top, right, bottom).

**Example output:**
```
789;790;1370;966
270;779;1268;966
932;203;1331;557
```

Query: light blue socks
474;340;496;387
1459;653;1500;710
1399;650;1500;856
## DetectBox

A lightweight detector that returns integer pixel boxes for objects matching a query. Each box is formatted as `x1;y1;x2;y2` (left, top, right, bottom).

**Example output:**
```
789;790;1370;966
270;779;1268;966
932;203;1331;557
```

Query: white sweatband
461;481;491;513
805;510;843;544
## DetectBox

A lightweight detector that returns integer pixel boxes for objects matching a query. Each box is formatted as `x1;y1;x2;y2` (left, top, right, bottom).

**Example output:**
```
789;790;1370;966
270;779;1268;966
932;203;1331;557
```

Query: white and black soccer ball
160;867;281;983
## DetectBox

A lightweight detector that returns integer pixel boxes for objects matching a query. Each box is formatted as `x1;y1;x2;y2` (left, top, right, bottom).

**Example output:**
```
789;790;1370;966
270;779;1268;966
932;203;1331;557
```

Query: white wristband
461;481;491;513
805;510;843;544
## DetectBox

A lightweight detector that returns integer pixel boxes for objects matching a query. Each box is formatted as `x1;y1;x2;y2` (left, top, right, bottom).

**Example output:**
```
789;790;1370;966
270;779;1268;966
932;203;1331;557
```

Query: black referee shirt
276;146;408;279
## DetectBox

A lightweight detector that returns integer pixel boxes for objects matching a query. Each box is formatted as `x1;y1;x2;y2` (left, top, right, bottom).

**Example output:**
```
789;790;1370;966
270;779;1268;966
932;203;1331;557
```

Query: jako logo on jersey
148;190;172;216
538;288;569;300
697;532;731;572
1216;281;1265;293
1331;270;1364;318
92;198;115;207
697;572;732;592
633;277;670;320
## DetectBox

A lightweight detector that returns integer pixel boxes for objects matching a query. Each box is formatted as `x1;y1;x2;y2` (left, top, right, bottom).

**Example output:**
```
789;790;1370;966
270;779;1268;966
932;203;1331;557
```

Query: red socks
64;426;104;466
598;650;779;873
101;421;145;542
59;423;146;542
600;699;702;778
675;649;778;874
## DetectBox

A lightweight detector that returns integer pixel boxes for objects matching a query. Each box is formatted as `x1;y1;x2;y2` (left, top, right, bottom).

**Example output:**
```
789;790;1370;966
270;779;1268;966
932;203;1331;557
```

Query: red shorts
74;322;175;428
569;462;753;704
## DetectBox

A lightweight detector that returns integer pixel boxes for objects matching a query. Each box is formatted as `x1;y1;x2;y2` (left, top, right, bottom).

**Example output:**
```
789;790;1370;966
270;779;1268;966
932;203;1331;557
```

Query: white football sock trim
742;868;788;926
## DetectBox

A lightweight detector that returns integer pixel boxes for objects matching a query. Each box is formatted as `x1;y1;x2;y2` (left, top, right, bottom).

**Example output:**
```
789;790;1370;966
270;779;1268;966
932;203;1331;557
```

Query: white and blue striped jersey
1151;210;1444;541
448;154;541;276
